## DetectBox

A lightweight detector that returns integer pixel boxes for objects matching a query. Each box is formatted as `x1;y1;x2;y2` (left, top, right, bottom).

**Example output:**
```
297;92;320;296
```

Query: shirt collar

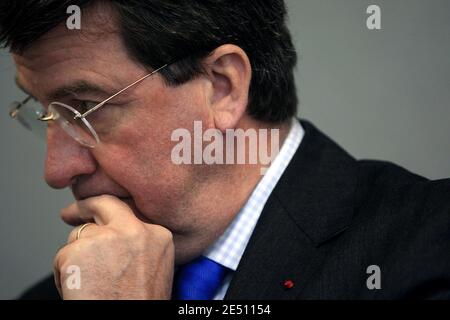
204;118;305;271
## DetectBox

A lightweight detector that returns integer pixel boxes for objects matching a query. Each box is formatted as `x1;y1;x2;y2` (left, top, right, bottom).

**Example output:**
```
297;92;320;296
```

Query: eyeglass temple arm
75;64;168;119
9;95;33;118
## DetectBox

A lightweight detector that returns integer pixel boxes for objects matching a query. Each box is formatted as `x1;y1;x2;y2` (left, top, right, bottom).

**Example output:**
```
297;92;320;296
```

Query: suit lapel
225;120;358;299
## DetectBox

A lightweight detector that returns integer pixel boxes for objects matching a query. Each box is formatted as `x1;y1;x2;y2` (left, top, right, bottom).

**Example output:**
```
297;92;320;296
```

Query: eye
78;101;98;113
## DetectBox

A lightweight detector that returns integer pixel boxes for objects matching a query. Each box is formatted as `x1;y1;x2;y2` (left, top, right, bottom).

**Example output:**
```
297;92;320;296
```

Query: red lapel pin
283;279;295;290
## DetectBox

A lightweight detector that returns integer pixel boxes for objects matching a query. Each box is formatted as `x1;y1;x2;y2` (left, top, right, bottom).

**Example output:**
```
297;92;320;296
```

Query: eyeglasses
9;63;169;148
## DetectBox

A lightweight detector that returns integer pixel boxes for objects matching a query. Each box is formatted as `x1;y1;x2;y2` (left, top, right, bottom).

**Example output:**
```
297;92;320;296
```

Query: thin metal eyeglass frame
48;63;169;122
9;63;169;147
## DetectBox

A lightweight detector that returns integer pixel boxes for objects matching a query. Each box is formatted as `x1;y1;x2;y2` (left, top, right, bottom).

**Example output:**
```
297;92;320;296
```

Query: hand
53;195;175;300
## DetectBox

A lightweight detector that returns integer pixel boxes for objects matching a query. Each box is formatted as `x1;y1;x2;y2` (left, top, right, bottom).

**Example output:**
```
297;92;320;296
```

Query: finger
53;244;71;298
61;195;134;226
60;202;97;226
67;223;101;244
53;270;62;298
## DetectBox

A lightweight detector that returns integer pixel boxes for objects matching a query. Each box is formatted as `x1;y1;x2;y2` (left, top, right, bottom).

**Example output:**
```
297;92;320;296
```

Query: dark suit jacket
20;120;450;300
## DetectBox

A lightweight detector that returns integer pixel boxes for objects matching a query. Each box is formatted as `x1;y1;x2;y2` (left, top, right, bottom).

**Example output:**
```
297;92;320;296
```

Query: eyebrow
15;77;115;102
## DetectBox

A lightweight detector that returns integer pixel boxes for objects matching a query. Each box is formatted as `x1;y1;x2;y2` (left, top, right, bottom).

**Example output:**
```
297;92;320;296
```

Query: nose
44;123;97;189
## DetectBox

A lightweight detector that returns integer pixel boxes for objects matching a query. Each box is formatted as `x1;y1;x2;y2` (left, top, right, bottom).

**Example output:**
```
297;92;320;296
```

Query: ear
203;44;252;132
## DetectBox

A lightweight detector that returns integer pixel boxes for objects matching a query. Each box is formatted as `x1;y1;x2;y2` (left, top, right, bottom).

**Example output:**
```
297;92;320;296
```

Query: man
1;0;449;300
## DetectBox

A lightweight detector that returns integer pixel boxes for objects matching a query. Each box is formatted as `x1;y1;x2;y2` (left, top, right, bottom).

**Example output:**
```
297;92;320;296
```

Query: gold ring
76;223;94;240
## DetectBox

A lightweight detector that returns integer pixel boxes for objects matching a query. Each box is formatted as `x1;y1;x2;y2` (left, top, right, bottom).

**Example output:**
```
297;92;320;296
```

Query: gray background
0;0;449;299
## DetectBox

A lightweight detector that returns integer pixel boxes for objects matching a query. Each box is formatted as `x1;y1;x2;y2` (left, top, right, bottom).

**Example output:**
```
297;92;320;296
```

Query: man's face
13;4;216;262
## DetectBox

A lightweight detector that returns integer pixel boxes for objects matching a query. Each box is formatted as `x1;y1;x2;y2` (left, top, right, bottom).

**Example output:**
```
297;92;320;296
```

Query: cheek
93;128;192;215
113;82;213;165
91;81;211;216
153;80;214;128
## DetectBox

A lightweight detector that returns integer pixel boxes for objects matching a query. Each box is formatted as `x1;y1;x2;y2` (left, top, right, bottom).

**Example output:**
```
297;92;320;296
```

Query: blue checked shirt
203;118;305;300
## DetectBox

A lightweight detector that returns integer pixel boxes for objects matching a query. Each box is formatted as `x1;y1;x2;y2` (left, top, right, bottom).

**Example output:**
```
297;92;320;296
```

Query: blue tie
173;256;229;300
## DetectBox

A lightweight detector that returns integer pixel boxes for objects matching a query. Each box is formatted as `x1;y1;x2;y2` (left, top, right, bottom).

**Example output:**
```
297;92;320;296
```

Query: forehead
12;2;141;99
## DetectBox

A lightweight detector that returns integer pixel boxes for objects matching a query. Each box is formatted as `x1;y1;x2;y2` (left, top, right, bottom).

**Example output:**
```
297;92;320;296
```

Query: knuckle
149;225;173;243
80;195;110;210
98;228;119;243
96;194;114;203
53;245;69;270
96;194;121;207
75;237;97;253
67;227;79;243
125;223;147;240
81;195;125;214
